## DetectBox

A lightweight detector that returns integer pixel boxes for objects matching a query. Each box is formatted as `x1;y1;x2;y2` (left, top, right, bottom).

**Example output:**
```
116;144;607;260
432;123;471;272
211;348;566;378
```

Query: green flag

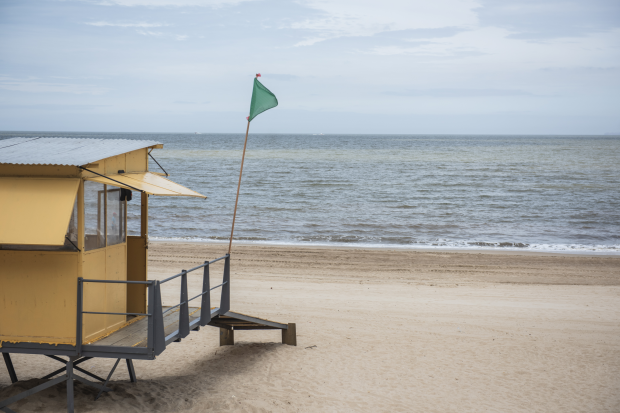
248;77;278;122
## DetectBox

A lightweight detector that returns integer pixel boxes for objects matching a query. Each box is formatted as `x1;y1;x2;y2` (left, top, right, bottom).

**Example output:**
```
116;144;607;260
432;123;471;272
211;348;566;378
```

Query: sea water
2;132;619;254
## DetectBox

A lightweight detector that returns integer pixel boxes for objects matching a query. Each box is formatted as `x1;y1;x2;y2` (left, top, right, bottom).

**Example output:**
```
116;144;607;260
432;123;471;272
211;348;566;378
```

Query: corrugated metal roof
0;137;163;166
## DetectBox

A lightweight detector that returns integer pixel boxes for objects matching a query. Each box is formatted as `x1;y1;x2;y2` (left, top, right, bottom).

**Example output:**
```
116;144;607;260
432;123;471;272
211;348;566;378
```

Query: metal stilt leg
0;376;66;412
42;357;93;380
126;359;137;383
95;359;120;401
1;355;114;413
66;357;75;413
2;354;18;384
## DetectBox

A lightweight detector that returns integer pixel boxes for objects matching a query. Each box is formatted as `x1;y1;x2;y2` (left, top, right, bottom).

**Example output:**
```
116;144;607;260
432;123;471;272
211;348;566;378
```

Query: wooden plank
162;311;200;336
215;320;256;324
222;311;288;329
124;308;201;348
114;309;184;347
92;316;148;346
234;326;280;330
208;321;233;330
93;309;180;347
92;307;201;348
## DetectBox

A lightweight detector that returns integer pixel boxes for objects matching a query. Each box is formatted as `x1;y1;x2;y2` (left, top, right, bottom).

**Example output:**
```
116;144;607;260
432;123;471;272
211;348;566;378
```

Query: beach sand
2;243;619;412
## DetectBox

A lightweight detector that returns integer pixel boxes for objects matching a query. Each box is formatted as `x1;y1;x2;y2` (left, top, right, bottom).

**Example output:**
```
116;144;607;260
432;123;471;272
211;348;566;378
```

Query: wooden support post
77;179;84;257
128;191;149;314
219;328;234;346
141;192;149;309
140;192;148;239
282;323;297;346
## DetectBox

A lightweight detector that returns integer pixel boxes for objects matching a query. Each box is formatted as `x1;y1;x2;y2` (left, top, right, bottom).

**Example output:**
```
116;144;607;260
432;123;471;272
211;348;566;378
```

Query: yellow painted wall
0;243;131;346
0;250;78;345
104;155;125;176
80;148;148;179
106;243;127;333
126;149;148;172
82;249;107;342
81;244;128;343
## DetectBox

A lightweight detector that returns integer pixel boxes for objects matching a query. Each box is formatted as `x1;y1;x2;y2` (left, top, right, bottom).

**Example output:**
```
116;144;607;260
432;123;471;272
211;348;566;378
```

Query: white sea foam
149;236;620;255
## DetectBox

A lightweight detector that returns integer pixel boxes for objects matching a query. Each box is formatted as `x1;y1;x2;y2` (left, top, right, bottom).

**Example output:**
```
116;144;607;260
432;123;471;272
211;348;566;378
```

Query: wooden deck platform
91;306;201;348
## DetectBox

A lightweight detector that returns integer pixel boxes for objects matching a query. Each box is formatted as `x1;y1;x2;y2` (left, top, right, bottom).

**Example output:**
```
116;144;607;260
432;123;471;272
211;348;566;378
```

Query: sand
2;243;619;412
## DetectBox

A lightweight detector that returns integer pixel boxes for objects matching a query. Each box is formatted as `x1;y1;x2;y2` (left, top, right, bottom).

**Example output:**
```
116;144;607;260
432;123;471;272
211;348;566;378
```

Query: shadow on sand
1;341;291;412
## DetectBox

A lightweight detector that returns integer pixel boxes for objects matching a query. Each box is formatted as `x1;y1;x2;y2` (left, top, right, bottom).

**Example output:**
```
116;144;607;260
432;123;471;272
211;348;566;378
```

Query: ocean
2;131;619;254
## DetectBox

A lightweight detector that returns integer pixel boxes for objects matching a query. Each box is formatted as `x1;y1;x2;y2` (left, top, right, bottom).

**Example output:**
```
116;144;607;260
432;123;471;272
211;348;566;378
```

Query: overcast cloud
0;0;618;133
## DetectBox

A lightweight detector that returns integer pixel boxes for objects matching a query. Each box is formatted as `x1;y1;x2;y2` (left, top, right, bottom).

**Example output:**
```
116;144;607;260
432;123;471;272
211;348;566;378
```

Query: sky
0;0;618;134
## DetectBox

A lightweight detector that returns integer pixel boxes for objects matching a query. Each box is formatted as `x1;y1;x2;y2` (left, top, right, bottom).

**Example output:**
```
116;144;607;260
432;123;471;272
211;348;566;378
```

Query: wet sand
2;243;619;412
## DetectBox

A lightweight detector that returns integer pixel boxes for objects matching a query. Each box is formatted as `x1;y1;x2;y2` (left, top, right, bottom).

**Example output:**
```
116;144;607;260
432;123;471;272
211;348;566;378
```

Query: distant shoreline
148;238;619;257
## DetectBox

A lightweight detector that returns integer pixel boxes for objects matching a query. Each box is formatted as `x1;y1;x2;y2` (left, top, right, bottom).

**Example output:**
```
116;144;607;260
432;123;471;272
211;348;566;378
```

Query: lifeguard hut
0;137;296;413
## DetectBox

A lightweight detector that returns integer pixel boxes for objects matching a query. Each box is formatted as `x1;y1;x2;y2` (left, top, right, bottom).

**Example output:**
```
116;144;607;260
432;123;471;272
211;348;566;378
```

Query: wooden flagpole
228;119;251;254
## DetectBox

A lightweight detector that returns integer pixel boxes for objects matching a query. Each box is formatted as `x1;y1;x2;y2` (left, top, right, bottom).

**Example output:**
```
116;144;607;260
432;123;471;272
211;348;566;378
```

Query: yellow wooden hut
0;137;295;413
0;137;206;348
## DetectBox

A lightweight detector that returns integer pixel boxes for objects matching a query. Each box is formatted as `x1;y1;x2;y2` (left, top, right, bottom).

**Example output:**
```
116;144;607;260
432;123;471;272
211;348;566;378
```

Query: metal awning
85;172;206;198
0;178;79;246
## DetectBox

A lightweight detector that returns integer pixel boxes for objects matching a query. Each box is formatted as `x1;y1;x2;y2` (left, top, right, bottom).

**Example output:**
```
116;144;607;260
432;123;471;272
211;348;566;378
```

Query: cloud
86;20;188;39
384;88;537;97
264;74;300;81
136;29;164;36
369;42;486;58
173;101;209;104
290;0;479;46
361;26;509;58
86;21;169;28
0;77;109;95
476;0;620;40
539;66;620;73
88;0;254;7
0;104;111;111
294;37;325;47
375;27;468;40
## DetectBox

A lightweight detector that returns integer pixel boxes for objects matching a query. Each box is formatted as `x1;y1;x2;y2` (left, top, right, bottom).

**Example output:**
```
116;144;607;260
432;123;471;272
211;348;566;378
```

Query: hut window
1;196;79;252
107;187;126;246
84;181;106;251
